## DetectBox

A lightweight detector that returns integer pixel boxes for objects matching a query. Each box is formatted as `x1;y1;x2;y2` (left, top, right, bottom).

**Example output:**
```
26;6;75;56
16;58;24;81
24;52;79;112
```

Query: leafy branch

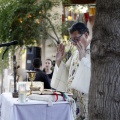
0;0;62;46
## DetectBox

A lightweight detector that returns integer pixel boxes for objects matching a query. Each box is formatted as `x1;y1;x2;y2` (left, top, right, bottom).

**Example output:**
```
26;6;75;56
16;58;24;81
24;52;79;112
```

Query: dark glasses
69;34;83;43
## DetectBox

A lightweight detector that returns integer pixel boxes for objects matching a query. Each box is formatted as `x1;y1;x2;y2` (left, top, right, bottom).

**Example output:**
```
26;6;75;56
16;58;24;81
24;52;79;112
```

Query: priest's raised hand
56;43;66;67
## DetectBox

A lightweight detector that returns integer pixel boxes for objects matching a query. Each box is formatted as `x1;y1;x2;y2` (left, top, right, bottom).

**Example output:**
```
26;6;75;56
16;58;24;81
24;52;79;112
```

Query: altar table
0;93;74;120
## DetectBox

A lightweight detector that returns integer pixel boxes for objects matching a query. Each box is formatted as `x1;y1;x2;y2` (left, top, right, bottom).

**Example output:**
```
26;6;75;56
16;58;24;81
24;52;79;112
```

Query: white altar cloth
0;93;74;120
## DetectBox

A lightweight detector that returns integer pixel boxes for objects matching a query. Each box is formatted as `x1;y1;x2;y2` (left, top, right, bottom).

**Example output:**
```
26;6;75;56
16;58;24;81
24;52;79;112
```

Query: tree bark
89;0;120;120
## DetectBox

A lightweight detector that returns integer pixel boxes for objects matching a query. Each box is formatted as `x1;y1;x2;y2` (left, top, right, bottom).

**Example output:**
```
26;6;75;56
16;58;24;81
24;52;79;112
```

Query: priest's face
69;30;88;48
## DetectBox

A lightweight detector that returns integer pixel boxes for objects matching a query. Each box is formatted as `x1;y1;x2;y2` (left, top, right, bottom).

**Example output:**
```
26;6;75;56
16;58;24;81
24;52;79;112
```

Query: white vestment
51;45;91;120
51;45;91;94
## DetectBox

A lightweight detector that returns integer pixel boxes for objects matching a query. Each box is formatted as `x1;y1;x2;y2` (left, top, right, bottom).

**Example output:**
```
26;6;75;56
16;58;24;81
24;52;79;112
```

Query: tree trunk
89;0;120;120
41;39;46;66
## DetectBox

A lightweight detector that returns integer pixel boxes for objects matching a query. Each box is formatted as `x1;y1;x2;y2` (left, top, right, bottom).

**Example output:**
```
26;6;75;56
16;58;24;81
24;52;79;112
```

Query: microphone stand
1;47;9;93
12;55;18;98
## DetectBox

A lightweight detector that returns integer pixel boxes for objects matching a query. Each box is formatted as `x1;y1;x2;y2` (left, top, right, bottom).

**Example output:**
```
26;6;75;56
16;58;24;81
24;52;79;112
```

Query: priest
51;19;94;120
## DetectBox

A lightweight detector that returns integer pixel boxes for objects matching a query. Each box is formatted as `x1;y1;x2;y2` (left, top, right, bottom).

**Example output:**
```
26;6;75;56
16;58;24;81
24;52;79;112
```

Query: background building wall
43;1;63;67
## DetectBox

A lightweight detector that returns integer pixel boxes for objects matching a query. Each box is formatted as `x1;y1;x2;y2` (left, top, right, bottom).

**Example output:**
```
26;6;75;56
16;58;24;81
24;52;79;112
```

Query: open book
32;89;73;96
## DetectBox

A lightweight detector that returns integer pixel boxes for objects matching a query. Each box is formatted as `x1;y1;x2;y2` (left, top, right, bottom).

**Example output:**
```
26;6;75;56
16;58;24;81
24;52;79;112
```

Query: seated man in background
32;58;51;89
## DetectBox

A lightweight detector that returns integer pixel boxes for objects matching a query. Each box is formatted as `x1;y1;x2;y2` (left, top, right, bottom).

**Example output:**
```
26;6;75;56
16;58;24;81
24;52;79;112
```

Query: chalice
27;71;36;88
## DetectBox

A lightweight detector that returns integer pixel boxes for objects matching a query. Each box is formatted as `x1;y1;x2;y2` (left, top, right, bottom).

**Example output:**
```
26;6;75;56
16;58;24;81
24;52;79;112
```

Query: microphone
0;40;18;47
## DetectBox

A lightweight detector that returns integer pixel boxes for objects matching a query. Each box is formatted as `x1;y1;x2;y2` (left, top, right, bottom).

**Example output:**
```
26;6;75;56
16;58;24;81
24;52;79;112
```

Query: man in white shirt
51;21;92;120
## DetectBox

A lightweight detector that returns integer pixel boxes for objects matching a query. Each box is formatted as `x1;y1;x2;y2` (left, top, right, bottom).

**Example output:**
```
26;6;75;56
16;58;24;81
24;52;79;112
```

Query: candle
18;82;26;103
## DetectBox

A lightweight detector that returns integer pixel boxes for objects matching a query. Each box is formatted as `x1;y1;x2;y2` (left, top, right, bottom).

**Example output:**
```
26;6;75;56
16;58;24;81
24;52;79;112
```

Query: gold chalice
27;71;36;88
27;71;41;95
